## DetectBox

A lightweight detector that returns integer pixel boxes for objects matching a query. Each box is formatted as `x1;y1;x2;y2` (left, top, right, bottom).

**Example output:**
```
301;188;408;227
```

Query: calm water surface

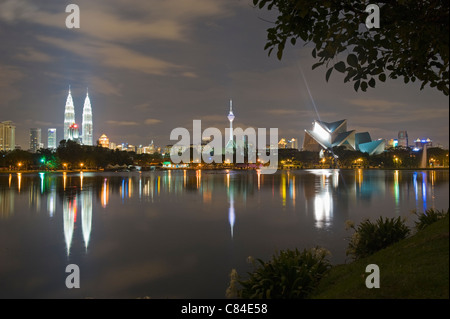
0;169;448;298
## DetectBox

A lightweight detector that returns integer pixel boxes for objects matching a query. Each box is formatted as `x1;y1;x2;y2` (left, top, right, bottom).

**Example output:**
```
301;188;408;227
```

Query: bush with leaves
413;208;449;232
345;216;410;260
235;247;331;299
253;0;449;95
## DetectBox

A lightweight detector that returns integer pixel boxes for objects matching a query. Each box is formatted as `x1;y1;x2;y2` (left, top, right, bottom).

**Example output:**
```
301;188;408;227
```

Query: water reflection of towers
63;176;93;256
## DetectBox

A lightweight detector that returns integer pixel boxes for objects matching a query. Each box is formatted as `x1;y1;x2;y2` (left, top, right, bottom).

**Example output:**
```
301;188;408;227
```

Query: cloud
144;118;162;125
15;47;52;63
34;121;53;127
106;120;139;126
347;98;407;111
133;102;152;111
37;36;184;76
0;0;38;23
89;76;122;97
181;72;198;78
265;109;307;116
0;0;231;43
0;64;24;105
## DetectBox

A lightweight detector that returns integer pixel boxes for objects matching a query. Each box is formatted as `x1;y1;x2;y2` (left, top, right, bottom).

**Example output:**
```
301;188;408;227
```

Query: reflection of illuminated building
0;187;14;219
314;171;333;228
17;173;22;193
47;187;56;217
101;178;109;208
63;196;76;256
81;190;93;251
227;171;235;239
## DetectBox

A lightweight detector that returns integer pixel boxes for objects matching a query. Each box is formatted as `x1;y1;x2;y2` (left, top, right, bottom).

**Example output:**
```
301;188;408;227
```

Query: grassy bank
311;215;449;299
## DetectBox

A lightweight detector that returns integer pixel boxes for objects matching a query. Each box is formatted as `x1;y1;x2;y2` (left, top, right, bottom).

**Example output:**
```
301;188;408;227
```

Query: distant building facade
48;128;57;149
98;134;110;148
0;121;16;151
414;138;432;150
29;128;42;153
398;131;408;148
278;138;299;150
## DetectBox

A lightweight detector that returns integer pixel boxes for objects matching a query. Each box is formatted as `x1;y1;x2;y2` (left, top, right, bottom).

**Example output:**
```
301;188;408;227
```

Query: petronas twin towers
63;87;93;146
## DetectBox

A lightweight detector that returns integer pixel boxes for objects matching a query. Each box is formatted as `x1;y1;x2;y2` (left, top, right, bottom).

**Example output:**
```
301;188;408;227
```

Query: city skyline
0;0;448;150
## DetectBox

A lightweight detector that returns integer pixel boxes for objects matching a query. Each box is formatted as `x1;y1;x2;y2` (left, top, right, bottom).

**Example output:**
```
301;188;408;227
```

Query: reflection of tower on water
227;172;235;239
63;189;93;255
81;189;93;251
63;196;76;256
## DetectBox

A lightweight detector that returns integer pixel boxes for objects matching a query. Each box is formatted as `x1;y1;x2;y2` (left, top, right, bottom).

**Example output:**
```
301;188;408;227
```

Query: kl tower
226;99;235;151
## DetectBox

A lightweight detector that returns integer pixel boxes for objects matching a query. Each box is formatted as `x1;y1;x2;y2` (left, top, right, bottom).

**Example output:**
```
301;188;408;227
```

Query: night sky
1;0;448;149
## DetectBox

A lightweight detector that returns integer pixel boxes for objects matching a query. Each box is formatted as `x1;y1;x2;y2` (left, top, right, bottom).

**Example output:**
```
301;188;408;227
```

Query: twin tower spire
64;86;93;146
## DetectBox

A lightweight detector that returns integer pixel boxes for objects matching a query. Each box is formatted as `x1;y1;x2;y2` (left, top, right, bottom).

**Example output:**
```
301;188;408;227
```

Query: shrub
346;216;410;260
235;247;331;299
413;208;449;231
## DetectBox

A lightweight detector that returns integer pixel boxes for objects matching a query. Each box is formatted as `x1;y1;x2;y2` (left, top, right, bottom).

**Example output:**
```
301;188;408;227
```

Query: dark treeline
1;141;448;170
0;140;162;170
277;146;449;169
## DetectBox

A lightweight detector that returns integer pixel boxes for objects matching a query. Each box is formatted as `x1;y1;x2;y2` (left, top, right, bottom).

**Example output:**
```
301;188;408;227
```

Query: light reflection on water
0;169;448;298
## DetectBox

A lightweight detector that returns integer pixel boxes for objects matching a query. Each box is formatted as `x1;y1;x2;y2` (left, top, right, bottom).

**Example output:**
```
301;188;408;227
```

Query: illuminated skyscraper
0;121;15;151
48;128;57;149
64;87;75;141
82;89;93;146
29;128;41;153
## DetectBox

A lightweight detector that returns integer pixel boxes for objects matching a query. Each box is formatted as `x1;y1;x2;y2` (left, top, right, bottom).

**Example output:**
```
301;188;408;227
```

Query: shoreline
0;167;448;174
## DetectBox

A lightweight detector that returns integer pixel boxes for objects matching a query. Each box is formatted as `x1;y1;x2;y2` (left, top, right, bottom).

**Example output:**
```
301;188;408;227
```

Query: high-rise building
48;128;57;149
0;121;15;151
64;87;75;141
398;131;408;148
82;89;93;146
29;128;42;153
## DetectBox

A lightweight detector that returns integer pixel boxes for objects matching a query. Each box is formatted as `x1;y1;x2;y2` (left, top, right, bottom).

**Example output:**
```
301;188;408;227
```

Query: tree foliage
253;0;449;95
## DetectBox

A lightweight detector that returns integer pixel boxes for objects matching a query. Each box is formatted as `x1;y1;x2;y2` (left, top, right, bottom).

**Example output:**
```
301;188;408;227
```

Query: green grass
311;214;449;299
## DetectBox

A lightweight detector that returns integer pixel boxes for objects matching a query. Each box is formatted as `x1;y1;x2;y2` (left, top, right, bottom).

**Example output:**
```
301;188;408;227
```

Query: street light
80;163;84;171
18;162;22;171
63;163;67;170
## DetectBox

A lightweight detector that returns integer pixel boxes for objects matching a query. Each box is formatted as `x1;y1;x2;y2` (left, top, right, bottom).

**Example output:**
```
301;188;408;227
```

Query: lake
0;169;448;298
